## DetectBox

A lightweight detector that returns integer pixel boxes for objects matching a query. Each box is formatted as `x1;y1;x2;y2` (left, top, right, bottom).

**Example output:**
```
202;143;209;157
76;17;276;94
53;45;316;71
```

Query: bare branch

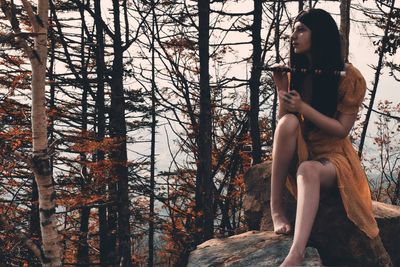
20;0;39;31
0;0;34;59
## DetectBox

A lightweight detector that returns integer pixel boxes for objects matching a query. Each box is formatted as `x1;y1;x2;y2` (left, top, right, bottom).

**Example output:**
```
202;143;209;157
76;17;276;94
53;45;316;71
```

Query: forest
0;0;399;266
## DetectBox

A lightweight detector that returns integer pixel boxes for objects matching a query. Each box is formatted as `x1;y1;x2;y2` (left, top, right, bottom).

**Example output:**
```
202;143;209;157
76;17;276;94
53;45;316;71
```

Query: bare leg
280;161;337;267
271;114;299;234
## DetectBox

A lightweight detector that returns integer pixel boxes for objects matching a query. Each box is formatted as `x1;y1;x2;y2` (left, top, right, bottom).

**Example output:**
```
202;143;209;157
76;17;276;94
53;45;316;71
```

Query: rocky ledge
187;231;322;267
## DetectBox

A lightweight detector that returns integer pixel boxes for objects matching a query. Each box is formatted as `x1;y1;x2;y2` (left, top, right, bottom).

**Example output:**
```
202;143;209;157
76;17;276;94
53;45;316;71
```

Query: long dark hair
290;9;344;120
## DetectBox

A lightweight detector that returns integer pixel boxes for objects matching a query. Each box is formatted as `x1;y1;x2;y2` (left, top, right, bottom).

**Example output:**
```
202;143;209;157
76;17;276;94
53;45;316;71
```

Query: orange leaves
56;194;105;210
159;216;191;262
163;36;196;52
132;254;146;265
0;127;32;151
6;178;22;187
6;55;26;67
70;136;122;154
233;174;244;188
239;149;251;170
0;99;30;123
0;127;30;137
47;107;59;119
85;159;113;185
229;175;245;199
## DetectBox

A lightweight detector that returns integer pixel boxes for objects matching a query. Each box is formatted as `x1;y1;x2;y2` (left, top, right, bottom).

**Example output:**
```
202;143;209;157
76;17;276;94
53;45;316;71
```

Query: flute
262;66;346;77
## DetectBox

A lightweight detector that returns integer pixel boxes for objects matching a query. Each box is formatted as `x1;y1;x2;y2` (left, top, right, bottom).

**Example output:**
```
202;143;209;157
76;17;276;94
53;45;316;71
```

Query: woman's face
291;21;312;55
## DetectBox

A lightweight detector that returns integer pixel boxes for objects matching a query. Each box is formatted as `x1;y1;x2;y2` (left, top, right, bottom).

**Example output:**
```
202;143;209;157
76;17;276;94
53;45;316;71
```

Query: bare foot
279;249;304;267
272;212;291;234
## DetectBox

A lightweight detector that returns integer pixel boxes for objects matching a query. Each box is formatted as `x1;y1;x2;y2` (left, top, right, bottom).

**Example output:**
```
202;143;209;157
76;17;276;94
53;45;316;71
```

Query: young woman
270;9;379;266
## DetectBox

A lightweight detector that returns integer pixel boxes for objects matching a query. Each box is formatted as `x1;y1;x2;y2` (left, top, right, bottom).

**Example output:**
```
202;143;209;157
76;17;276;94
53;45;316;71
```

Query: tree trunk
93;1;109;266
29;178;41;266
340;0;351;62
77;207;90;266
272;1;281;139
110;0;132;265
0;0;62;265
76;4;90;264
298;0;304;12
249;0;263;164
148;0;156;265
196;0;213;244
29;0;62;265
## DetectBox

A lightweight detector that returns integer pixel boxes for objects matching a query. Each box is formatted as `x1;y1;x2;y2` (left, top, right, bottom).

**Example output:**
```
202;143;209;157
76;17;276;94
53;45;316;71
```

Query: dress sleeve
337;66;367;114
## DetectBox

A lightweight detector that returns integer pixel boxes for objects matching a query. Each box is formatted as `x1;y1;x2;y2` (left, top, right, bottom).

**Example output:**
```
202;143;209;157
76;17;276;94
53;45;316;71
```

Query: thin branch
0;0;35;61
20;0;38;31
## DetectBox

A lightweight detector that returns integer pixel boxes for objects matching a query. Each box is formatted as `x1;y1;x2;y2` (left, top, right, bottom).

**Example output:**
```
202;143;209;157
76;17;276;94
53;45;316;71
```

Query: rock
373;201;400;267
310;190;392;266
243;161;296;232
243;161;399;267
187;231;323;267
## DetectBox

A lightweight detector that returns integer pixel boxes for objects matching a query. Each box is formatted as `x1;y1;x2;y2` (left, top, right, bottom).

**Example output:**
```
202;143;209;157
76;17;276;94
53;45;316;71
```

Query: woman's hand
271;63;289;91
279;90;305;113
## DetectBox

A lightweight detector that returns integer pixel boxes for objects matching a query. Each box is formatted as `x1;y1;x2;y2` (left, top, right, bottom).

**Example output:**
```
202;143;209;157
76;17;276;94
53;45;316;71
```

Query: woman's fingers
279;90;303;113
278;90;287;100
273;72;289;91
278;90;286;96
271;63;289;71
279;90;301;113
271;63;286;68
284;93;292;103
272;64;288;76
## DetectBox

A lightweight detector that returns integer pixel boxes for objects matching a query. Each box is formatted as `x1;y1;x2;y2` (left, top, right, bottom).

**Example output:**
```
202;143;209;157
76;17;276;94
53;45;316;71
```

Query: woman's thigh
316;160;337;190
297;159;337;190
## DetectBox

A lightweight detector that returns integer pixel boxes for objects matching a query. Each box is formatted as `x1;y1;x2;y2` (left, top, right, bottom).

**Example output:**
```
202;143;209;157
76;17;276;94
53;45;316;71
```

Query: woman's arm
272;64;290;119
278;90;289;119
284;91;357;138
300;102;357;138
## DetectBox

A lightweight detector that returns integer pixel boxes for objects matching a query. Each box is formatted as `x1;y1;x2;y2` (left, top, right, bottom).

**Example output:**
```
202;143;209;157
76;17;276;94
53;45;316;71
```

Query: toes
274;226;285;234
274;224;291;235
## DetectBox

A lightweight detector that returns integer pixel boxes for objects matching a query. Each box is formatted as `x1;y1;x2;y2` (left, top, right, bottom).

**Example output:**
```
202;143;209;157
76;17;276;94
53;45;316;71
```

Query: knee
276;114;300;136
297;161;321;184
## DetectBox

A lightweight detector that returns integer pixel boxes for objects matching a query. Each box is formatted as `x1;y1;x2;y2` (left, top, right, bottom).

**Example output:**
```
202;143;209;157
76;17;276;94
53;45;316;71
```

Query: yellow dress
285;63;379;239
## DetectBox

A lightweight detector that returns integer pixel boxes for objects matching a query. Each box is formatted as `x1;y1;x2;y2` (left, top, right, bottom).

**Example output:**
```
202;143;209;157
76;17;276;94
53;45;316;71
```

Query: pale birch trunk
0;0;63;265
28;0;62;266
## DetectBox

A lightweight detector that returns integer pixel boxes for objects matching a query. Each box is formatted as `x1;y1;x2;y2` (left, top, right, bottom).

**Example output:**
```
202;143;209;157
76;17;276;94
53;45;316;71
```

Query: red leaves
163;36;197;52
55;194;105;209
0;127;32;150
70;136;122;154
